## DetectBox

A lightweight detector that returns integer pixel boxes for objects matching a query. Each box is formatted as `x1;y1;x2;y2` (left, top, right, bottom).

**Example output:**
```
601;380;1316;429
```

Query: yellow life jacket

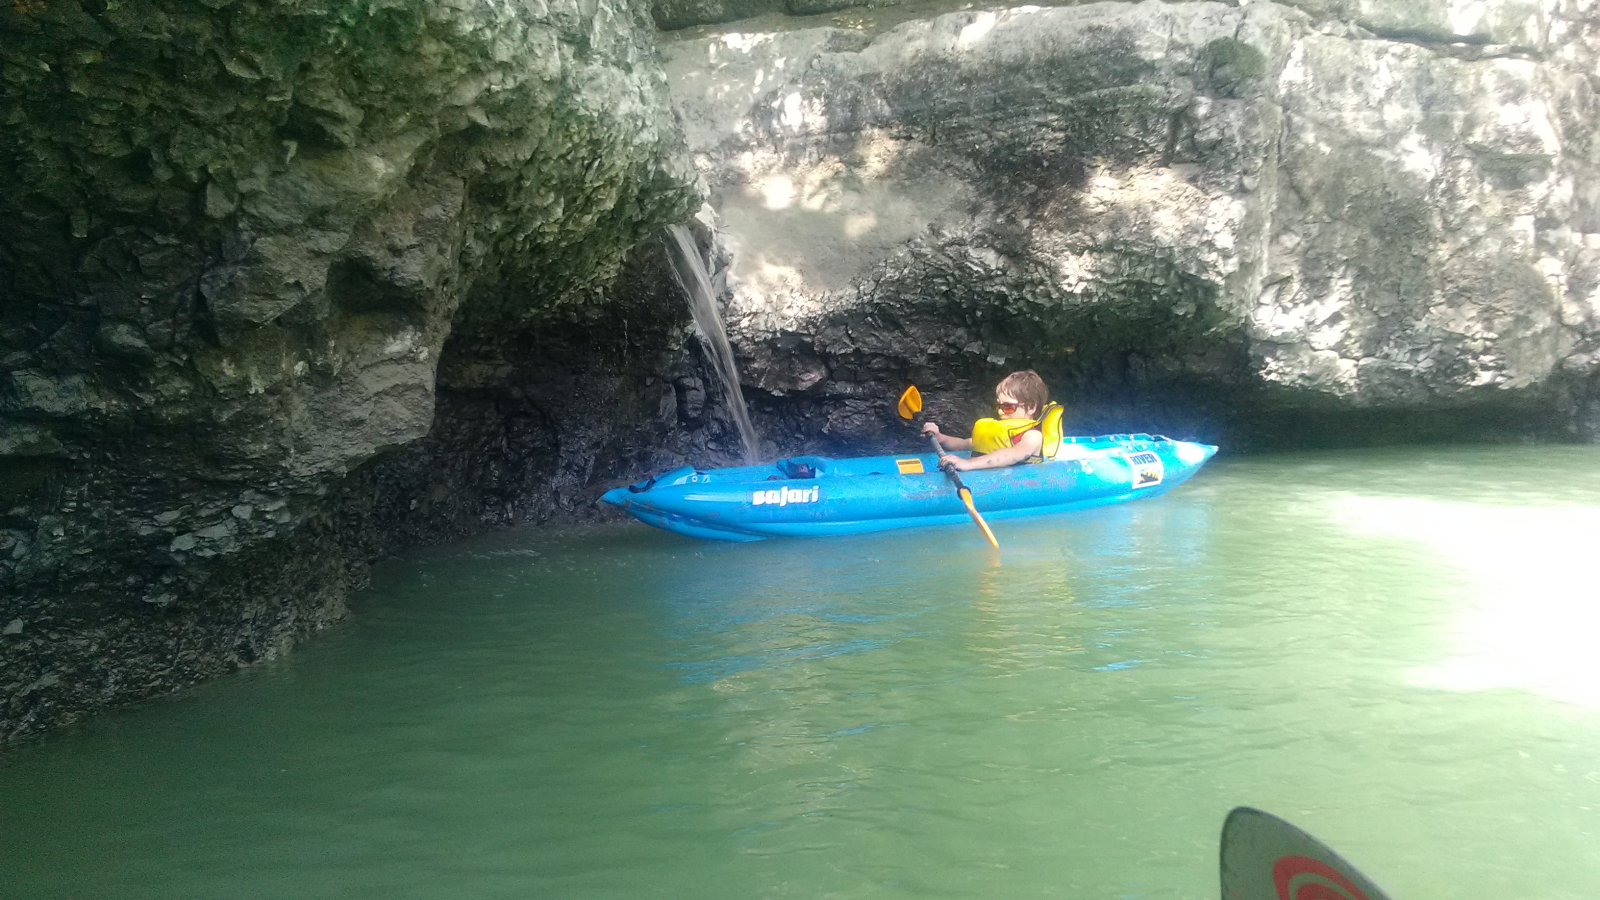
1037;402;1063;460
970;403;1064;461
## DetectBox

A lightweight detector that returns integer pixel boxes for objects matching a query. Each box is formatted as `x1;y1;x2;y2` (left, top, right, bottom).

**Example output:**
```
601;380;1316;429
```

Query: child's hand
938;454;970;472
921;422;941;438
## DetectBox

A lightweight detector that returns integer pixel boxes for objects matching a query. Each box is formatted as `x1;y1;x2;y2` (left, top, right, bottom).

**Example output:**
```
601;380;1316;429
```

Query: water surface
5;447;1600;899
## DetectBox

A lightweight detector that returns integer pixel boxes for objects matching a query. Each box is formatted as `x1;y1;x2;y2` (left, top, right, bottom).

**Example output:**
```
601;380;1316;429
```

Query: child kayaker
922;370;1054;472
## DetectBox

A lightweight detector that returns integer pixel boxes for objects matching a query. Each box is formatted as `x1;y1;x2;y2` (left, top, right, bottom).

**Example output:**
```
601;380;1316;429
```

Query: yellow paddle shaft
914;399;999;549
957;487;1000;549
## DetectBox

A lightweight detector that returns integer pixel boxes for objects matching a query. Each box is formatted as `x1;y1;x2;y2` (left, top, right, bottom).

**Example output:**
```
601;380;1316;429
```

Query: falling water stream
666;224;761;464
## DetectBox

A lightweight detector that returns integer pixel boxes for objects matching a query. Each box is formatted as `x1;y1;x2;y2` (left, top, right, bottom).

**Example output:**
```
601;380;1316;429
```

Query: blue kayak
600;433;1218;542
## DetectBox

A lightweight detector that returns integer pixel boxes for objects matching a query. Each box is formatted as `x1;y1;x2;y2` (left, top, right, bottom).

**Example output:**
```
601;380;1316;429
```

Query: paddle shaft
928;434;970;487
929;434;1000;549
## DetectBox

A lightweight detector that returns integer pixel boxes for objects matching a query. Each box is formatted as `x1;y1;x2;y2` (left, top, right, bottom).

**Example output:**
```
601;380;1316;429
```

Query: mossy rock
1196;38;1267;99
785;0;869;16
652;0;785;29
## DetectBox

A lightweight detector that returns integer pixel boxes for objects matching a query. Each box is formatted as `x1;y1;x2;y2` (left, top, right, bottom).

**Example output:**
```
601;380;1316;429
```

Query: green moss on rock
1196;38;1266;99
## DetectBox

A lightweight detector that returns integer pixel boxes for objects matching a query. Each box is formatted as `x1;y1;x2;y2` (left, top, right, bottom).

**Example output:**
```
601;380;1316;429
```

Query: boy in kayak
922;370;1055;471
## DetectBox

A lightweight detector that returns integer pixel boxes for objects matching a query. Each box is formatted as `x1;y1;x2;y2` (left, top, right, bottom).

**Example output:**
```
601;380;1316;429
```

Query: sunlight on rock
1258;345;1358;392
1493;73;1561;150
719;32;776;54
757;259;807;293
844;211;878;238
1329;495;1600;708
761;175;795;209
1279;41;1307;88
1305;299;1352;352
1371;52;1400;99
1394;132;1436;179
1448;0;1489;35
381;328;419;357
1053;253;1094;293
780;91;804;130
957;12;996;49
714;137;973;309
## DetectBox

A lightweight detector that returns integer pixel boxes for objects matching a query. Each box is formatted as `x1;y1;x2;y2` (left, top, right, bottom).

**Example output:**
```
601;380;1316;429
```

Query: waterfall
665;224;761;464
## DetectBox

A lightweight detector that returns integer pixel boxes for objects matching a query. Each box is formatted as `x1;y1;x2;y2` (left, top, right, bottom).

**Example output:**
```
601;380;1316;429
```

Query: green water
5;447;1600;899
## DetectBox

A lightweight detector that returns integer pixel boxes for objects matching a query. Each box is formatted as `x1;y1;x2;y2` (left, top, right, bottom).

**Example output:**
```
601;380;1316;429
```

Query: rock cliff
661;0;1599;448
0;0;702;743
2;0;1596;743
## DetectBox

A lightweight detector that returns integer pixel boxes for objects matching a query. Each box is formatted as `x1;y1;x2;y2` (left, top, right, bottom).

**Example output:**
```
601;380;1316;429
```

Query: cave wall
346;240;771;554
0;0;702;743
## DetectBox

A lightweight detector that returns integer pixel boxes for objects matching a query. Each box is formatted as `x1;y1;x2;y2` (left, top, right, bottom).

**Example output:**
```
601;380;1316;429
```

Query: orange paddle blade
958;488;1000;549
897;385;922;420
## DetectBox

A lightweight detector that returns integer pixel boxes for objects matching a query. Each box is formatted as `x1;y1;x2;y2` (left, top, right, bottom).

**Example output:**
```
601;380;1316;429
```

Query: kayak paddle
896;384;923;421
897;385;1001;549
1220;807;1394;900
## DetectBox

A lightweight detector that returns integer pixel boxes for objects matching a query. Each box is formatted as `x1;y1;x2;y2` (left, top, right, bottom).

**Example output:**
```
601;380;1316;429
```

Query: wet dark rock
676;375;709;423
0;0;702;744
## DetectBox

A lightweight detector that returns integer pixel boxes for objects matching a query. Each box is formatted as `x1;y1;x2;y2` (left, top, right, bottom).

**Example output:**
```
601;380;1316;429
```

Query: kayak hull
601;434;1217;542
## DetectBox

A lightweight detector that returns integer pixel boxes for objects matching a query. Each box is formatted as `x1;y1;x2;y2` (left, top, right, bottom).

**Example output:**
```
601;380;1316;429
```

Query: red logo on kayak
1273;855;1373;900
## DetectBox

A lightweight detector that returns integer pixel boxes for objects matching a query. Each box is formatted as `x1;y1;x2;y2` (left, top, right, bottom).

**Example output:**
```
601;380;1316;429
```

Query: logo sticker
896;458;925;475
1123;451;1164;488
1272;855;1376;900
751;485;820;507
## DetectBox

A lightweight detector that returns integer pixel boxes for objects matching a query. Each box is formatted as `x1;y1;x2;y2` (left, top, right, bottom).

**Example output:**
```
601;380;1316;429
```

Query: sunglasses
996;401;1023;414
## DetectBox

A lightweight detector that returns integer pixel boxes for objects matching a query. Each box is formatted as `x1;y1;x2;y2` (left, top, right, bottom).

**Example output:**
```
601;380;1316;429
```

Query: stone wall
660;0;1600;447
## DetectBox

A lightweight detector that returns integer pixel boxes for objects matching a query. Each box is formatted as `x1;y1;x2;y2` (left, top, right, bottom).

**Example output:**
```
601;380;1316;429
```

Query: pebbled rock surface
0;0;701;743
661;0;1600;448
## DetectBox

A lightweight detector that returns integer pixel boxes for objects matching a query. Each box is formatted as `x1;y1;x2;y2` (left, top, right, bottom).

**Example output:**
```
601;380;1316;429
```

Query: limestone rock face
3;0;1597;745
0;0;700;742
661;0;1600;444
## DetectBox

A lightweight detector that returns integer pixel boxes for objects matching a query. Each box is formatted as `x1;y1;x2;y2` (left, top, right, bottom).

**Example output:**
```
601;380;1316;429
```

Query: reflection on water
2;447;1599;900
1330;495;1600;708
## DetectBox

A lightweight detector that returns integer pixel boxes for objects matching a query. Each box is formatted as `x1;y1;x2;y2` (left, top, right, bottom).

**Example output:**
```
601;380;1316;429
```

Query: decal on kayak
1123;450;1164;488
896;458;925;475
752;485;821;507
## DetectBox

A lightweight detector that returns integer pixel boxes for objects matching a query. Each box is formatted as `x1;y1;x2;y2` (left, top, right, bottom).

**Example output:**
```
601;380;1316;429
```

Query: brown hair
996;370;1048;415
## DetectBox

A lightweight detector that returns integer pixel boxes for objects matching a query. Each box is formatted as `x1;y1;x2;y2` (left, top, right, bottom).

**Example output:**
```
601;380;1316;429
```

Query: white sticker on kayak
752;485;820;507
1122;451;1164;488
